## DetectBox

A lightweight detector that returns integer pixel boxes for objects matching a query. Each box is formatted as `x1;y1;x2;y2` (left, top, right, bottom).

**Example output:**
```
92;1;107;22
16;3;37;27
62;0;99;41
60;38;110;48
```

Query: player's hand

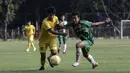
55;24;64;29
105;18;111;23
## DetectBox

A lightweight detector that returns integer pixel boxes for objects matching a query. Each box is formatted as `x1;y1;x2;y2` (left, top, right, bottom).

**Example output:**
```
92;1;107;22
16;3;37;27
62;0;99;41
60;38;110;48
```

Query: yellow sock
31;42;36;49
27;42;31;49
41;60;46;67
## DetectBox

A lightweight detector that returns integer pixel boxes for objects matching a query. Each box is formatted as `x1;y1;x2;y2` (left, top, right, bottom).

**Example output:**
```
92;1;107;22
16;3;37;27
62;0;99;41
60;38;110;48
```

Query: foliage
0;0;24;26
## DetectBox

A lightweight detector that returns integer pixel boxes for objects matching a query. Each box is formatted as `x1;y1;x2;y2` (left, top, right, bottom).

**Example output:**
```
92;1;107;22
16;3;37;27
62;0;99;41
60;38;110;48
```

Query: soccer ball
50;55;61;66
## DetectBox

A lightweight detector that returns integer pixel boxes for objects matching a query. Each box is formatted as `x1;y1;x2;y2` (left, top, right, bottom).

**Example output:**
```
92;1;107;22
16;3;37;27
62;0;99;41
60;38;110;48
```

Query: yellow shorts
39;38;57;53
27;35;34;42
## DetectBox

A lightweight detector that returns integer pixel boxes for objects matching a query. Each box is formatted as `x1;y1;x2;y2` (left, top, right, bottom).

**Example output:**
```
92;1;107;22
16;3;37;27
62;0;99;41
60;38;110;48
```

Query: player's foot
33;48;36;51
58;49;60;54
26;49;29;52
63;52;66;55
72;62;79;67
92;62;99;69
47;57;54;68
39;66;45;70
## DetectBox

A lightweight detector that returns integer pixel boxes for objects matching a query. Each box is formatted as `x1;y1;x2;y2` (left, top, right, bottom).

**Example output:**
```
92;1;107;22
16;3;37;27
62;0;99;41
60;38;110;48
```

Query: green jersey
58;21;68;33
69;20;94;43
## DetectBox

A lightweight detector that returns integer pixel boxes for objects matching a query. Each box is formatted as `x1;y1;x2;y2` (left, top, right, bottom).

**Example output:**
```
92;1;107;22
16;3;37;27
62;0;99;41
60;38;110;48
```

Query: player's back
24;24;35;36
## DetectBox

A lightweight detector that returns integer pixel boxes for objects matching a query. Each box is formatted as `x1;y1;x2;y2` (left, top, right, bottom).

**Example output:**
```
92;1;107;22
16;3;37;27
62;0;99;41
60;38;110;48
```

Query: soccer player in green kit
63;12;111;69
57;14;68;54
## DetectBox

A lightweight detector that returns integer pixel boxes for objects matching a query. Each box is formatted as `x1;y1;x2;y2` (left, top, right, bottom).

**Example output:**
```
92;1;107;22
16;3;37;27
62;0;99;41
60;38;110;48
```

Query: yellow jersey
39;16;59;42
24;24;35;36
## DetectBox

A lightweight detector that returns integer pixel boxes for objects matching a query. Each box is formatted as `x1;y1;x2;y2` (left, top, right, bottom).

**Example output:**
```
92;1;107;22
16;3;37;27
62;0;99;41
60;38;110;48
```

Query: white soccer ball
50;55;61;66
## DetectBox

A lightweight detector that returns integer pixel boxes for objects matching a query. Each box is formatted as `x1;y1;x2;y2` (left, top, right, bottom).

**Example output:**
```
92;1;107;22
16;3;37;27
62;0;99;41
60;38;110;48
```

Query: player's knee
80;43;86;48
28;40;33;43
83;53;89;58
76;43;84;48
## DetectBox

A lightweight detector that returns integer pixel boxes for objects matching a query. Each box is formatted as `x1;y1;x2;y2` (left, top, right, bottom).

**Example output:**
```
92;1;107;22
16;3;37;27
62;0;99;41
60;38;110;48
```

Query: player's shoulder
54;16;58;21
30;24;34;26
42;17;48;23
60;21;68;24
24;25;27;28
80;20;91;24
24;25;28;28
80;20;92;27
29;24;34;27
64;21;68;23
54;16;58;19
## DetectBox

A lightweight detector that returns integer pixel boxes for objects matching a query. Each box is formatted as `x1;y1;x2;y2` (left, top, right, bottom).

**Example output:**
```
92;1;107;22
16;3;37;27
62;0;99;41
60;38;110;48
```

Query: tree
0;0;26;41
93;0;130;36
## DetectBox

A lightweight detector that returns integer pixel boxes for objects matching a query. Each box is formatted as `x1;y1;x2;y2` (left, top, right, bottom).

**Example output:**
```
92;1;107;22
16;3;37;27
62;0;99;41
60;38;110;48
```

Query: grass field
0;39;130;73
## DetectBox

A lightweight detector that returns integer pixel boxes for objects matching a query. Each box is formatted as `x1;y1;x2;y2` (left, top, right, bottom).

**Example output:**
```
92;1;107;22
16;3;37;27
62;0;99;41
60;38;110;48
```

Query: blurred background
0;0;130;41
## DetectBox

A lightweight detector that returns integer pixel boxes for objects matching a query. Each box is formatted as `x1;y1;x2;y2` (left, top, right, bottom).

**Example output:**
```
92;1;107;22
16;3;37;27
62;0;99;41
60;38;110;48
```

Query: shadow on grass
0;69;69;73
0;69;130;73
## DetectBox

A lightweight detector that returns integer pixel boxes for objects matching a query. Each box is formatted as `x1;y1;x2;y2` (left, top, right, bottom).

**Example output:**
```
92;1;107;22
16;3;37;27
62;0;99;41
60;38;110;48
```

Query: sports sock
41;60;46;67
75;48;81;62
87;54;96;65
27;42;31;49
63;44;67;52
31;42;36;49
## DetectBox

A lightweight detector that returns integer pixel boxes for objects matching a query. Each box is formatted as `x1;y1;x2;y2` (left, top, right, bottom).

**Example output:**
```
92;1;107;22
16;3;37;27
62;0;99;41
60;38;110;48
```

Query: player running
24;22;36;52
57;14;68;54
62;12;111;69
38;6;67;70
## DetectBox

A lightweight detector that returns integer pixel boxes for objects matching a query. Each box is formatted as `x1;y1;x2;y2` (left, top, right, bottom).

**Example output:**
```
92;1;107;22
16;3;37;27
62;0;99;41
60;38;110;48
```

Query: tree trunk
4;22;7;41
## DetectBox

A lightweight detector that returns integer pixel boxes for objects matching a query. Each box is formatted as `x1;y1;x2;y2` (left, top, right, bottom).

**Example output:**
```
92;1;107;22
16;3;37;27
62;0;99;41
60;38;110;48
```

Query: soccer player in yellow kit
24;22;36;52
39;6;67;70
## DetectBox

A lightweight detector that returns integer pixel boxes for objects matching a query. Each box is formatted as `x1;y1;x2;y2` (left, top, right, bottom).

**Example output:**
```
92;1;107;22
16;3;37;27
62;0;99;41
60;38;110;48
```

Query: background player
58;14;68;54
38;6;67;70
24;22;36;52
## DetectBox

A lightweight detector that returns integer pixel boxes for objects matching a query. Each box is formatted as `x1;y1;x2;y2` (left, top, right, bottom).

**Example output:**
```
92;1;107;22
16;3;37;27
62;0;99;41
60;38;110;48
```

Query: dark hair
72;12;80;17
47;6;56;14
59;12;65;17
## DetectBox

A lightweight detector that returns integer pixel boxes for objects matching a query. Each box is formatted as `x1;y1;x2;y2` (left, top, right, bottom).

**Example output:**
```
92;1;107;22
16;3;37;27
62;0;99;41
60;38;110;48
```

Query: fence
0;13;130;40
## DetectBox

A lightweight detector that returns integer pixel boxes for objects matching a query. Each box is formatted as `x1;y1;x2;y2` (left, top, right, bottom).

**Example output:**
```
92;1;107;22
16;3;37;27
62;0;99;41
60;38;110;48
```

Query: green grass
0;39;130;73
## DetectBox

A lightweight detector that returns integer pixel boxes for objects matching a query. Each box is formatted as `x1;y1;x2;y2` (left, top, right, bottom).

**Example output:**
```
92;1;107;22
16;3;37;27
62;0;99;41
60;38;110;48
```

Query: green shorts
58;35;68;41
82;40;93;53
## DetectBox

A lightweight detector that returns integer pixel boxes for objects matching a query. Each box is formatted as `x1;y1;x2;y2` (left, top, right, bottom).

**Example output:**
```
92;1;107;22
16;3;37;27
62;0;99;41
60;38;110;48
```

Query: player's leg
39;52;46;70
39;43;47;70
26;36;31;52
57;35;62;54
82;40;98;69
30;35;36;51
63;36;67;54
72;41;83;67
48;38;58;67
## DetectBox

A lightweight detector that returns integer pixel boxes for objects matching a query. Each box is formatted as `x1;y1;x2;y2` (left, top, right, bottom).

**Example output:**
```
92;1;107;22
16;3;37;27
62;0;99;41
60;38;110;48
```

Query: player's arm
92;18;111;26
33;26;35;35
24;26;26;31
55;24;66;29
55;23;71;29
33;29;35;35
43;21;67;36
47;28;67;36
